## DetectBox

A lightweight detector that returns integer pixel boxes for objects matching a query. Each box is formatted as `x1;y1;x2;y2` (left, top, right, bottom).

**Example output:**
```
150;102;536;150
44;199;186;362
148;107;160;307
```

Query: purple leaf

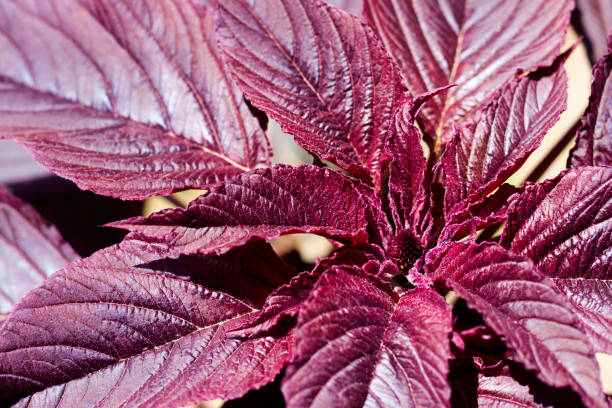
500;166;612;353
428;242;607;408
324;0;363;15
282;265;452;408
500;166;611;286
364;0;572;145
0;0;270;200
113;165;390;257
442;61;568;214
477;375;545;408
0;140;49;185
577;0;612;60
141;240;296;308
440;183;519;242
233;243;386;337
0;186;78;315
216;0;404;189
569;35;612;167
386;96;429;236
231;270;319;338
0;240;292;407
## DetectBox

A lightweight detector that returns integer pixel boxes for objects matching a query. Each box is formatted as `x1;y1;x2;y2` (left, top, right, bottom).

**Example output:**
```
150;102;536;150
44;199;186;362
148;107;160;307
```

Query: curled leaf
576;0;612;61
113;165;390;257
386;98;429;236
569;34;612;167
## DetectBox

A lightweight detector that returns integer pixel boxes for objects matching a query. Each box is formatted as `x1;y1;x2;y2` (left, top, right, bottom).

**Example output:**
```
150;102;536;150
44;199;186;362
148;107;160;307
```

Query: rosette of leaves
0;0;610;407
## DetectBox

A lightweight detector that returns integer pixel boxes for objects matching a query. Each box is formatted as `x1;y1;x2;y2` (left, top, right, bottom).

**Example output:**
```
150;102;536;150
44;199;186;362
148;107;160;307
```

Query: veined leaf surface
0;0;270;199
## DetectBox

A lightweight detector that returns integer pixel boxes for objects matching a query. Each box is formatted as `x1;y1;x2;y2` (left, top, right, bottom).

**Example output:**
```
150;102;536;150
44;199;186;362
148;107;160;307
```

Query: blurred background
0;1;610;406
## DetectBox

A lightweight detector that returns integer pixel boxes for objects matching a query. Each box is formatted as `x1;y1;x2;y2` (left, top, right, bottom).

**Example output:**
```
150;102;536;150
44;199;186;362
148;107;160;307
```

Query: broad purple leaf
113;165;390;257
577;0;612;60
0;186;78;315
364;0;572;145
500;166;612;353
0;140;49;185
325;0;363;15
477;375;544;408
216;0;404;189
569;36;612;167
282;265;452;408
0;0;270;200
442;62;568;214
428;242;607;408
0;240;292;407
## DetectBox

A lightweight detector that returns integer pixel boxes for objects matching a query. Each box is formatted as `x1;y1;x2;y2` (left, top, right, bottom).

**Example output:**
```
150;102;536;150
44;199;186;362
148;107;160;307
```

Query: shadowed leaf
0;240;292;407
569;34;612;167
428;242;607;408
0;186;78;315
576;0;612;60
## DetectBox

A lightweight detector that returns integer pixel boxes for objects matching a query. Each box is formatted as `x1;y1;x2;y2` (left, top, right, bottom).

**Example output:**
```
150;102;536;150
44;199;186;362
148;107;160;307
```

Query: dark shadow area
7;175;141;257
224;372;286;408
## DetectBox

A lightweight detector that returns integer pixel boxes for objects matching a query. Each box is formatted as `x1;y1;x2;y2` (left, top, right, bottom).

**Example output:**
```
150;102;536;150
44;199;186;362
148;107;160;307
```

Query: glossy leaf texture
477;375;545;408
428;242;607;408
113;165;390;257
364;0;572;145
0;0;270;200
500;166;612;354
0;239;293;408
442;62;567;214
0;186;78;315
569;35;612;167
386;95;429;235
325;0;363;15
577;0;612;60
217;0;404;188
282;265;452;408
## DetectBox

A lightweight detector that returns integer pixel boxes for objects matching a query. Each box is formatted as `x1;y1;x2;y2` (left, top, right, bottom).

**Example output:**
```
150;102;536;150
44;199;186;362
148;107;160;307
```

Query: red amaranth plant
0;0;610;407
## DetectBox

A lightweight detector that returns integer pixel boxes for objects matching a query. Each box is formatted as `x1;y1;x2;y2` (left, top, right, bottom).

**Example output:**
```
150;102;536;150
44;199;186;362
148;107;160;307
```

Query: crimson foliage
0;0;610;407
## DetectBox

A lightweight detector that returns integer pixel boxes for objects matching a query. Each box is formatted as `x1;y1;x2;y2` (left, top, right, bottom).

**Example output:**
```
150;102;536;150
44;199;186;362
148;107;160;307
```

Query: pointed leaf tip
217;0;403;189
